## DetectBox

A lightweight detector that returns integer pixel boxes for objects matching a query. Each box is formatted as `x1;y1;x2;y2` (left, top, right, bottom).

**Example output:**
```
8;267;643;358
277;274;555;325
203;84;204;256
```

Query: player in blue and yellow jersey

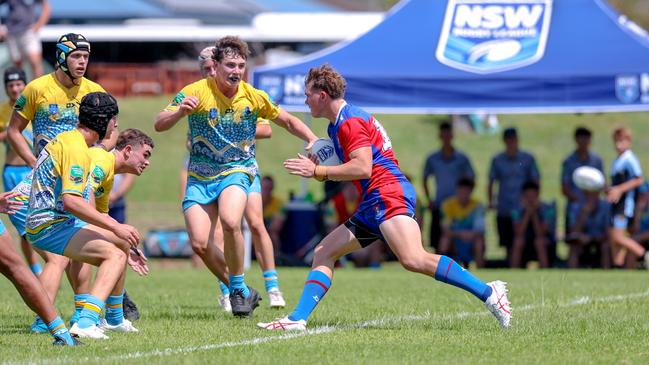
26;92;147;339
0;67;42;274
155;36;317;317
259;65;511;331
197;46;286;311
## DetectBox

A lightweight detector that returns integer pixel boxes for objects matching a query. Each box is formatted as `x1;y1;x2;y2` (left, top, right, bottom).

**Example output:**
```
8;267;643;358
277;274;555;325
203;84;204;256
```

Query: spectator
422;120;474;250
561;127;604;231
0;0;50;78
632;189;649;256
565;189;610;269
262;175;285;252
488;127;540;262
511;181;555;268
439;177;485;268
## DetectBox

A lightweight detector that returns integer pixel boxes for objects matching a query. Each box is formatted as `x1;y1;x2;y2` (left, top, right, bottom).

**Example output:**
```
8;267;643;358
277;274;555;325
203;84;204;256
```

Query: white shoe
257;316;307;331
485;280;512;329
99;318;139;333
268;289;286;308
218;294;232;312
70;323;109;339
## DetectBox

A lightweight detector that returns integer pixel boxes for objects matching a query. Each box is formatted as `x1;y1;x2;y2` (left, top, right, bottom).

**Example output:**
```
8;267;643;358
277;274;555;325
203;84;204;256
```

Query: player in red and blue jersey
258;64;511;331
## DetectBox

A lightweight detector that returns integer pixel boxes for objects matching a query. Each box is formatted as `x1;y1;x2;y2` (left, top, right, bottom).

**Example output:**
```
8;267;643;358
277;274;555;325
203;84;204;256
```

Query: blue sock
106;290;124;326
77;295;104;329
47;316;74;345
288;270;331;322
29;263;42;275
218;280;230;296
263;270;279;292
70;293;89;325
229;274;250;298
434;255;492;302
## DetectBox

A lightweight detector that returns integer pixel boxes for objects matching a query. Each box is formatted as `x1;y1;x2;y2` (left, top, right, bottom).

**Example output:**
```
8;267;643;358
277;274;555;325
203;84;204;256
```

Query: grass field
1;264;649;364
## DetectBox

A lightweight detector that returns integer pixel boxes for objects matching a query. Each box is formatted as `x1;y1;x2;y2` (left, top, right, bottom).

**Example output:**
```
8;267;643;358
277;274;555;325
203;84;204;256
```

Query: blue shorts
248;174;261;194
345;181;417;246
182;172;252;211
3;165;31;191
612;214;629;229
27;218;88;255
0;220;6;235
8;202;28;236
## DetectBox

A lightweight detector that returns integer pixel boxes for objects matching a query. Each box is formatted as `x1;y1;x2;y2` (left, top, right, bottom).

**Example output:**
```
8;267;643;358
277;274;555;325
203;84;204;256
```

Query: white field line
7;289;649;365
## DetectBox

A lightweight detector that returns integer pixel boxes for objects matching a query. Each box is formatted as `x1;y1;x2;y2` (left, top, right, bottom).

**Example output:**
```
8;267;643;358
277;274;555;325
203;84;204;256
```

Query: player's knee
312;244;335;264
190;238;209;256
220;218;241;233
399;255;425;273
105;246;127;265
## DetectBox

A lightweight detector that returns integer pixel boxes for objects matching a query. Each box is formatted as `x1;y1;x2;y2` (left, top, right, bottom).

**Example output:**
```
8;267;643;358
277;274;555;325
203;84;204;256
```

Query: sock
70;293;89;325
229;274;250;298
288;270;331;322
106;290;125;326
434;255;492;302
29;263;42;275
77;295;104;329
218;280;230;296
47;316;74;345
263;270;279;292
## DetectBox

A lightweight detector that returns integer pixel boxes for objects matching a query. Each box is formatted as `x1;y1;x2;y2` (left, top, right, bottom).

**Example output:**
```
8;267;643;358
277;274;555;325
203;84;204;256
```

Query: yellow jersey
0;100;33;153
13;73;104;157
164;79;280;180
26;129;90;236
85;147;115;214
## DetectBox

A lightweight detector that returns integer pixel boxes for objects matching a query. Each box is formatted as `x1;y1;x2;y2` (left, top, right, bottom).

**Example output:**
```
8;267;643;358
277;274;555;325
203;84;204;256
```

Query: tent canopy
252;0;649;114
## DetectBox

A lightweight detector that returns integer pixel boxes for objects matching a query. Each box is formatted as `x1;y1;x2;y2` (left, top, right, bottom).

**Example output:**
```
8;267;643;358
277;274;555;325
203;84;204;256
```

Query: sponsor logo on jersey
91;165;106;184
69;165;84;184
14;95;26;111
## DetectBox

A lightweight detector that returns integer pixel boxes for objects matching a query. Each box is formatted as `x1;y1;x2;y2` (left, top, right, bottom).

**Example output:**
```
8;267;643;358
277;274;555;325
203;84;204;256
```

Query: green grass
1;265;649;364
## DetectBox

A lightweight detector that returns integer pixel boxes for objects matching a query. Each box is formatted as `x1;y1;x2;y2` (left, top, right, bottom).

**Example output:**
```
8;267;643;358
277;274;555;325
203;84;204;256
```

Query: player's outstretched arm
284;147;372;182
7;111;36;167
154;96;198;132
62;193;140;247
272;109;317;146
255;122;272;139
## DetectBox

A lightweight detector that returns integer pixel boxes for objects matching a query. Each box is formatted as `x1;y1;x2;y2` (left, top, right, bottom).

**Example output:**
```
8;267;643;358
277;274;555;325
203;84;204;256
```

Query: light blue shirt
423;149;474;207
561;151;604;202
611;149;643;217
489;150;540;215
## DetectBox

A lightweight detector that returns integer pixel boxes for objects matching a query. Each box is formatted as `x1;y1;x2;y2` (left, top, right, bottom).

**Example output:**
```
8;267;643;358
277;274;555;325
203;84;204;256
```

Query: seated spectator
632;188;649;258
565;190;610;269
439;177;485;268
511;181;556;268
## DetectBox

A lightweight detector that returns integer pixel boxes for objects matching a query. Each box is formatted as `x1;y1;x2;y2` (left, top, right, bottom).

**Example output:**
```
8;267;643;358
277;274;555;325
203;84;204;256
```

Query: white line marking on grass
8;289;649;365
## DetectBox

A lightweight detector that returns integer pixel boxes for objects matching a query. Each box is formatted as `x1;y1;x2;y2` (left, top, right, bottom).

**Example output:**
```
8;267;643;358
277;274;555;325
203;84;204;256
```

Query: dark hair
262;175;274;188
439;121;452;132
457;177;475;189
522;180;540;192
305;64;346;99
213;36;250;62
574;126;592;138
503;127;517;139
116;128;154;150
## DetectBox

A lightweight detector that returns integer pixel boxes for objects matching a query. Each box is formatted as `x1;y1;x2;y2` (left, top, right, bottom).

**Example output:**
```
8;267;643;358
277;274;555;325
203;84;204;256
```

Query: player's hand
114;223;141;247
304;138;318;153
607;187;623;204
284;153;316;178
179;96;199;116
0;191;23;214
128;248;149;276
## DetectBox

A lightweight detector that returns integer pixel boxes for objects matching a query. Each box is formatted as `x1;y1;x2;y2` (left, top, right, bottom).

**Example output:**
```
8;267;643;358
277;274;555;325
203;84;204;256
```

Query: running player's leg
0;230;78;345
258;225;362;330
184;203;229;283
379;215;510;328
212;219;232;311
245;191;285;307
31;251;70;331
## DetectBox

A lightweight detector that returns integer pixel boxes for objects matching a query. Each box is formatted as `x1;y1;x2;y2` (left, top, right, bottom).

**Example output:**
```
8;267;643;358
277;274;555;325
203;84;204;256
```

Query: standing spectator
511;181;555;268
565;189;610;269
0;0;50;78
422;121;474;249
439;177;486;268
488;127;540;262
561;127;604;231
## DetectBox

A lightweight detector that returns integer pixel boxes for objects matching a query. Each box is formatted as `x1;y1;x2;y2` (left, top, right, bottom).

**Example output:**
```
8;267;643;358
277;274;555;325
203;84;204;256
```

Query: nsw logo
316;145;335;163
436;0;553;74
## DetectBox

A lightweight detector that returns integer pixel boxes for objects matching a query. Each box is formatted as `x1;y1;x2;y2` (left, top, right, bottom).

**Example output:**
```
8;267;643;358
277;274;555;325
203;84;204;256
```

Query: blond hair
612;126;632;141
198;46;215;66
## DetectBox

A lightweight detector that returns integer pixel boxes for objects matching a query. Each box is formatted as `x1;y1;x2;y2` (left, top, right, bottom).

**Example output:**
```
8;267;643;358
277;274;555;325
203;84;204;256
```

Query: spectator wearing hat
488;127;540;262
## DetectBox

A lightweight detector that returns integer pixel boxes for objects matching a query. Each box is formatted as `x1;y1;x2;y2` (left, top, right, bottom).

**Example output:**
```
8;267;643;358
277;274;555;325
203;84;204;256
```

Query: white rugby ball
310;138;341;166
572;166;605;191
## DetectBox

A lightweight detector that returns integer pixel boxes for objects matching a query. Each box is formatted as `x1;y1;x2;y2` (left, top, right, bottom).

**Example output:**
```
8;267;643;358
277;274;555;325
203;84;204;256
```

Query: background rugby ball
572;166;605;191
310;138;341;166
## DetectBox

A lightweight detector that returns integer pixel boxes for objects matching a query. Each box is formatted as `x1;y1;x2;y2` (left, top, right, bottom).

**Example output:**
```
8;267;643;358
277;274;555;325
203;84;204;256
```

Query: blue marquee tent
252;0;649;114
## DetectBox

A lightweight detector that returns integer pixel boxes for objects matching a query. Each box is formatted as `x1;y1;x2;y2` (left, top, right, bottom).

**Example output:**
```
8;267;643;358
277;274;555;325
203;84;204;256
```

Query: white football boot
99;318;139;333
218;294;232;312
257;316;307;331
70;323;109;339
485;280;512;329
268;289;286;308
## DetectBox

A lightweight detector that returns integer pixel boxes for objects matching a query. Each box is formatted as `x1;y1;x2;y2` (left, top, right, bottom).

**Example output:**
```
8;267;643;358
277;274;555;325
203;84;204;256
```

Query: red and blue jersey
328;102;416;232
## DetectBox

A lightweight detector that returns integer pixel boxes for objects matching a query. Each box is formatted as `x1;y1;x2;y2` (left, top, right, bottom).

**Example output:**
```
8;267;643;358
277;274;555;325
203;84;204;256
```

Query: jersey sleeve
626;154;643;178
488;157;498;182
253;89;280;121
528;155;541;180
59;146;88;196
13;81;38;121
257;119;271;125
337;118;371;157
423;155;434;178
164;84;195;112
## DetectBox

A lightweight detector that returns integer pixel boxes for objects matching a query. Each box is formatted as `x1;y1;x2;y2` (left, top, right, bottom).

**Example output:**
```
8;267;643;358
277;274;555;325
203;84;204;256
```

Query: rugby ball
310;138;341;166
572;166;605;191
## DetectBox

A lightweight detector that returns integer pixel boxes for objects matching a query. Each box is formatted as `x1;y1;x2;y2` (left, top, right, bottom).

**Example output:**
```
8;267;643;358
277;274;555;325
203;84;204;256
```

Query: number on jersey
372;118;392;152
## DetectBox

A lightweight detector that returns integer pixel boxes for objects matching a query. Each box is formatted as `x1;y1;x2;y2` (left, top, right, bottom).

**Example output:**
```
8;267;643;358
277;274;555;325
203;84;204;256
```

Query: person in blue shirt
488;127;540;261
422;121;474;250
565;189;610;268
511;181;555;268
607;126;649;268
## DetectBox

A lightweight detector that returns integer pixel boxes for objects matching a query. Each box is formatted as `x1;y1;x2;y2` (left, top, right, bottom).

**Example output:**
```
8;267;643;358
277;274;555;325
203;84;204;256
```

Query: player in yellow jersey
0;67;41;274
156;36;317;317
26;92;146;339
197;46;285;311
